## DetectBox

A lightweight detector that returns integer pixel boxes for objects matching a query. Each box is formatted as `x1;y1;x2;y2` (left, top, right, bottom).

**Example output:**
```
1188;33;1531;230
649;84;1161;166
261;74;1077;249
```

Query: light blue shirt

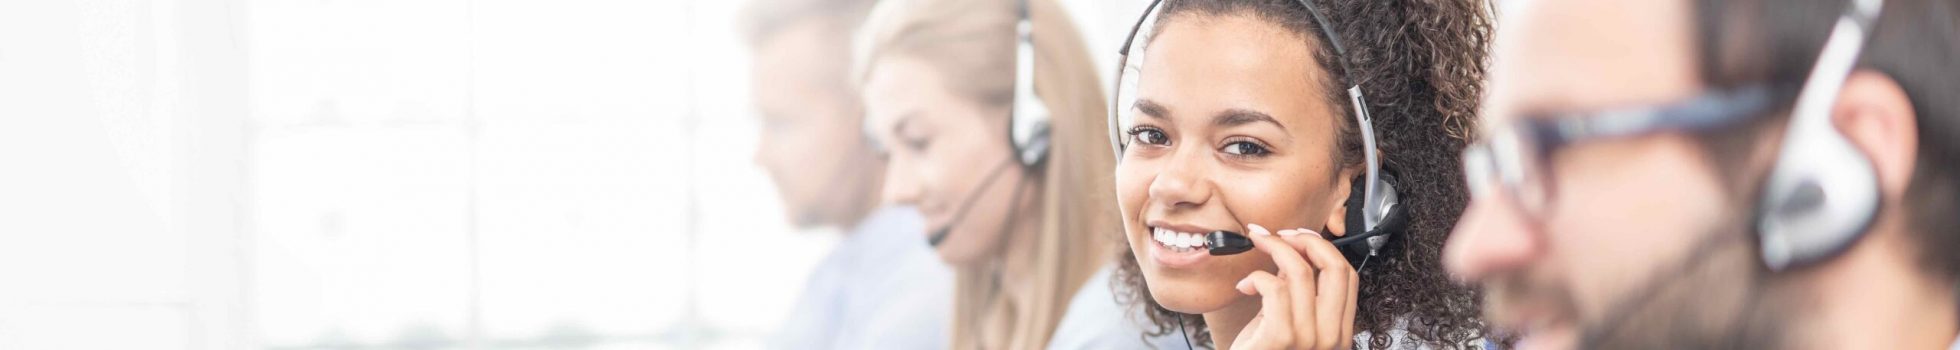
1048;263;1189;350
771;207;952;349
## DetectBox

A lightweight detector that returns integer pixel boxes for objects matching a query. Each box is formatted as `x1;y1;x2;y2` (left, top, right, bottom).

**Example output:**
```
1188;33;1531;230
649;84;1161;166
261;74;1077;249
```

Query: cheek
1115;160;1154;221
1546;137;1732;313
1218;170;1332;230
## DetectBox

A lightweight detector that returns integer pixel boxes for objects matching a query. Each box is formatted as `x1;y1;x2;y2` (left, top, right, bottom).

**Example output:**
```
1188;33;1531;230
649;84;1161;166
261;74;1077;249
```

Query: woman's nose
1147;148;1214;210
880;156;922;206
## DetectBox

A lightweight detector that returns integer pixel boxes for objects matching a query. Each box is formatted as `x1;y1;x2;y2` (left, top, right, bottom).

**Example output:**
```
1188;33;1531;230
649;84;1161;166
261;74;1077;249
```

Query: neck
1203;294;1266;349
998;177;1045;308
1797;220;1959;350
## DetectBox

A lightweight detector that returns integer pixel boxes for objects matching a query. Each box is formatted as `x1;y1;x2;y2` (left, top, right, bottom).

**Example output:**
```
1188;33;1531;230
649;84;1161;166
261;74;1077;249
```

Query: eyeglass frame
1461;85;1776;218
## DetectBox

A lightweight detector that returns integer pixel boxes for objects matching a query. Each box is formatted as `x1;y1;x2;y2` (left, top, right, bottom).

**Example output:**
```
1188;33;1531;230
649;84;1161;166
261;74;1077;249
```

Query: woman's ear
1323;168;1359;237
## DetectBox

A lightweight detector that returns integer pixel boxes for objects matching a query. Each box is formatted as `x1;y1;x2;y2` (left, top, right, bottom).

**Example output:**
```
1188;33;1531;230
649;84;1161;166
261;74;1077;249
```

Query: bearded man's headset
1756;0;1886;271
1105;0;1410;266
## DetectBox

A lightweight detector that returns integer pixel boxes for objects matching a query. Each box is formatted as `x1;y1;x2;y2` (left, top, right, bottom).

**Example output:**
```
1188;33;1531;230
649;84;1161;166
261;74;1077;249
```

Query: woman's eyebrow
1214;108;1283;130
1134;99;1170;120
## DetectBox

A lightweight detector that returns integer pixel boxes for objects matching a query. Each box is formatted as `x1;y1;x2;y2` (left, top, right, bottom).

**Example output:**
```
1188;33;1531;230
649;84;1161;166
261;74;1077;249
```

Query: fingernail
1279;229;1300;237
1298;228;1322;238
1236;278;1252;291
1248;223;1271;236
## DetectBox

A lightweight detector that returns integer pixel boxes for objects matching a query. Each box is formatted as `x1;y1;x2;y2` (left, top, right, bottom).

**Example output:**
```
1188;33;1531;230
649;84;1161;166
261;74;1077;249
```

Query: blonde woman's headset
920;0;1051;247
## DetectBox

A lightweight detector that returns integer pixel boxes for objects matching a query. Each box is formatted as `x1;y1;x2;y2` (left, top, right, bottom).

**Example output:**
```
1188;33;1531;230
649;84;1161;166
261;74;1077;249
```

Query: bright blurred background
0;0;1153;349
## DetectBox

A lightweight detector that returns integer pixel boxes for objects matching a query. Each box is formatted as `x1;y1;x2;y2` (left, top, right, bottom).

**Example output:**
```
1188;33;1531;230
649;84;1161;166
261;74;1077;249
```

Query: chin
932;232;995;269
933;244;976;267
1143;267;1242;314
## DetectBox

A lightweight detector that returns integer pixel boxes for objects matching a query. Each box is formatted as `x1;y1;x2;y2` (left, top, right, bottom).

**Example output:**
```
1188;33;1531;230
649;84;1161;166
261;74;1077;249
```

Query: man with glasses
1446;0;1959;348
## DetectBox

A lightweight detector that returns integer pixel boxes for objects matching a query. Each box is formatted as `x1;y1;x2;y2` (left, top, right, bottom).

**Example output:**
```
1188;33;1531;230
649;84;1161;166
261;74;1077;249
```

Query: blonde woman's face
863;56;1023;267
1116;16;1352;315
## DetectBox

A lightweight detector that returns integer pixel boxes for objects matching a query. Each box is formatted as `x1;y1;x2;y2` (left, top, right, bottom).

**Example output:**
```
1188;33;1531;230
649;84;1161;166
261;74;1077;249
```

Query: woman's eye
1128;127;1168;146
1221;141;1269;156
902;136;930;152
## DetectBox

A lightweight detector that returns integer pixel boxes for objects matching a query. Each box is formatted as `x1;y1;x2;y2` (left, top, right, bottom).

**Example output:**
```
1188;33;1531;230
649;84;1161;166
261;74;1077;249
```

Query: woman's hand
1230;224;1360;350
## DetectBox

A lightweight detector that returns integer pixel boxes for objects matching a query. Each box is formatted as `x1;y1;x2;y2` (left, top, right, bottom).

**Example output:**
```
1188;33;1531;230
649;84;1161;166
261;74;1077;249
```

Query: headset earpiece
1337;168;1405;265
1754;0;1883;271
1009;0;1051;169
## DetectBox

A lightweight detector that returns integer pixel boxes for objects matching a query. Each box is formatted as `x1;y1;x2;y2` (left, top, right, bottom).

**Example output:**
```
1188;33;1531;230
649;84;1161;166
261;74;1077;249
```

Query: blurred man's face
1444;1;1788;348
751;21;882;228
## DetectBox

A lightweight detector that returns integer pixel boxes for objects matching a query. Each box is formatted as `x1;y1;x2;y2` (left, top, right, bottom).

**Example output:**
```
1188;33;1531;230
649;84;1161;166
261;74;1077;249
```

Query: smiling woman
1108;0;1495;349
850;0;1148;348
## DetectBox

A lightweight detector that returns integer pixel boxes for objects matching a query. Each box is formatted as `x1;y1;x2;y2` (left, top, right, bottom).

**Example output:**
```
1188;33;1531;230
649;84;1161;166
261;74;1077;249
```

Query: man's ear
1834;70;1919;200
1324;167;1360;237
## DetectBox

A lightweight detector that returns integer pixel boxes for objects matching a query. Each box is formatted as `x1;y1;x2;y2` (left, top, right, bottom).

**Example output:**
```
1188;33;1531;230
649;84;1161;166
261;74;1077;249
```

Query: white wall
0;1;1168;349
2;0;833;349
0;0;247;349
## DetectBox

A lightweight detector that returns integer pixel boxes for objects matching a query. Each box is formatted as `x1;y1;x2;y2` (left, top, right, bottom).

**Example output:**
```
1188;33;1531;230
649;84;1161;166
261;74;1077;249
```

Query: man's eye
1221;141;1269;156
1129;127;1168;145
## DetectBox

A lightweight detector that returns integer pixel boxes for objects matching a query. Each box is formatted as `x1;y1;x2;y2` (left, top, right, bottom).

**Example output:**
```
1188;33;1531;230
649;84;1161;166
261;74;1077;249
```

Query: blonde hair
853;0;1117;348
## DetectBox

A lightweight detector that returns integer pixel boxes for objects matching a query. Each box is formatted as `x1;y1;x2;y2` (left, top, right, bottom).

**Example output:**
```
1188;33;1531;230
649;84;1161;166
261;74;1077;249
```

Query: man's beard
1574;221;1808;349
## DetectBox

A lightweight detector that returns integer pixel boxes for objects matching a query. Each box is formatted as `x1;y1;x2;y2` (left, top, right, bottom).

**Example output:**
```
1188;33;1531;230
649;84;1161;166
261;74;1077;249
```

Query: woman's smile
1144;221;1233;268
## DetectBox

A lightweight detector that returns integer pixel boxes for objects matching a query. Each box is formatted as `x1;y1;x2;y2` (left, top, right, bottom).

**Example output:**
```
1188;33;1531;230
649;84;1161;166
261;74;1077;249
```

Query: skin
1115;14;1358;350
861;55;1040;268
1445;1;1956;349
751;21;883;229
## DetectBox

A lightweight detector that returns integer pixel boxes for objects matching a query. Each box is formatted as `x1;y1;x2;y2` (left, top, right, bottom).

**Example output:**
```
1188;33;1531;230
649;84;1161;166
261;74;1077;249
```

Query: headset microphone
926;158;1020;247
915;0;1047;248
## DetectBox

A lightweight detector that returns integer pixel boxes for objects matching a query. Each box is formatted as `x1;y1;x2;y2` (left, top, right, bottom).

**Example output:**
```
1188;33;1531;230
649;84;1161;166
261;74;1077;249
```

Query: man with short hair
1446;0;1959;348
740;0;950;348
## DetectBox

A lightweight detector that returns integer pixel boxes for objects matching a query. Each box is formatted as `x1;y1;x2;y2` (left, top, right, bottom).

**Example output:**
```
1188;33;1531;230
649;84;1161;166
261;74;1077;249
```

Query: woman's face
1117;15;1353;314
863;55;1023;267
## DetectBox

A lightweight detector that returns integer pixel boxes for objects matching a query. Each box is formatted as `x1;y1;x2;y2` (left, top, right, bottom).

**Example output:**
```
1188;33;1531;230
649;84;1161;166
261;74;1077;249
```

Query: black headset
921;0;1050;247
1107;0;1409;265
1754;0;1885;271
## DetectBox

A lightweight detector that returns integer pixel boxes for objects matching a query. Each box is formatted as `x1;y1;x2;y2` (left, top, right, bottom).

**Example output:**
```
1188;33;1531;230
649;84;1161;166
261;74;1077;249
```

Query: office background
0;0;1155;348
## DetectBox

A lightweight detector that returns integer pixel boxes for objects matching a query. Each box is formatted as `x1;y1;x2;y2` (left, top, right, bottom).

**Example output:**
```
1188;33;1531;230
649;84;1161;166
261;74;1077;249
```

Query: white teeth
1152;227;1211;251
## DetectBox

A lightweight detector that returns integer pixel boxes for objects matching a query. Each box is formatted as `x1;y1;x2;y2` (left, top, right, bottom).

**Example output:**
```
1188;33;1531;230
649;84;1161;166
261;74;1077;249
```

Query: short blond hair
738;0;878;48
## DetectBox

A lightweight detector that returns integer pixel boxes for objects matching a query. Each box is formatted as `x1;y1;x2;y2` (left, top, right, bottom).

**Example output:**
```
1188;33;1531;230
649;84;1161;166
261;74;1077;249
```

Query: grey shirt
770;207;952;349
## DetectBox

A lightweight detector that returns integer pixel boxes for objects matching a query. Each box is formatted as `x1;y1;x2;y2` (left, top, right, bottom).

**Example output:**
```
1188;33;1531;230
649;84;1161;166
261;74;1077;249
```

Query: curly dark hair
1109;0;1495;348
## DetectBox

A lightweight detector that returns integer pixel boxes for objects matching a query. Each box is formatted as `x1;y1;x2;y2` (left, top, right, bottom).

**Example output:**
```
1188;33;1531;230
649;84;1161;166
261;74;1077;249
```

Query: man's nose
1444;194;1546;283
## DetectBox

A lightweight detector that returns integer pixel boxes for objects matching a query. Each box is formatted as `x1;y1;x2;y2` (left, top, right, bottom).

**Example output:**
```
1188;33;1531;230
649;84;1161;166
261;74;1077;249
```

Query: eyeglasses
1461;86;1775;218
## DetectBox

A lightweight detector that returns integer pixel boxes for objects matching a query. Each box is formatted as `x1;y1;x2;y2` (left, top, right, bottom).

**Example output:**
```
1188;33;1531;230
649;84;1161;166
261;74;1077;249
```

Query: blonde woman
853;0;1172;348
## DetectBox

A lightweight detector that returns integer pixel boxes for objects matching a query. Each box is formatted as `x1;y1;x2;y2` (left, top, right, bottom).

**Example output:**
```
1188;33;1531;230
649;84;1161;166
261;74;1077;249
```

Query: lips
1488;295;1579;350
1145;222;1227;268
1510;322;1577;350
